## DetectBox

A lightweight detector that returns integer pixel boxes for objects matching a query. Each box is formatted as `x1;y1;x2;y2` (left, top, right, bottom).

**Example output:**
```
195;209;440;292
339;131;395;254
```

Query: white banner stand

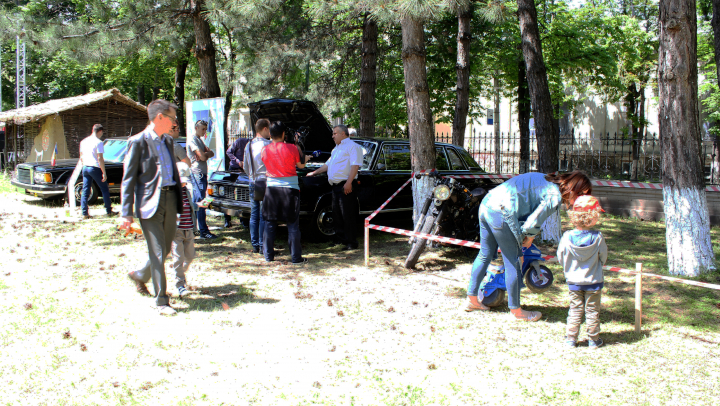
66;161;83;215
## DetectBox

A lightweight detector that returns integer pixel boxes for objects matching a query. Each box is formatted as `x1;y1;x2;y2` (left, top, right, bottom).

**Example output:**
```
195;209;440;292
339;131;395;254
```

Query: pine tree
659;0;715;276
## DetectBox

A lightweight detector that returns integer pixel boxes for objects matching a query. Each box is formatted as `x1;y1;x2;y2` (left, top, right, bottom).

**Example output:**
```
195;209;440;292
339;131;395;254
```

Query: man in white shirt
186;120;217;239
79;124;113;218
168;124;191;166
243;118;272;253
307;124;363;250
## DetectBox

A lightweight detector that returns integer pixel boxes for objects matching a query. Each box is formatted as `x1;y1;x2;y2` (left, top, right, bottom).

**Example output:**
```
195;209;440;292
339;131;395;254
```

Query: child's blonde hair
568;210;600;229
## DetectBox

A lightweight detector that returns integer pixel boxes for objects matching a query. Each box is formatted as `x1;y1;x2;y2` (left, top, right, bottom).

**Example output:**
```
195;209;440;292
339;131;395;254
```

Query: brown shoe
128;272;151;296
511;309;542;322
464;303;490;312
82;214;92;220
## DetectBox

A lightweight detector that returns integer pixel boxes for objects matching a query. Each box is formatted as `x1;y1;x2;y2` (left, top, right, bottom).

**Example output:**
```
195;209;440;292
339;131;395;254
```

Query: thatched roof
0;88;146;125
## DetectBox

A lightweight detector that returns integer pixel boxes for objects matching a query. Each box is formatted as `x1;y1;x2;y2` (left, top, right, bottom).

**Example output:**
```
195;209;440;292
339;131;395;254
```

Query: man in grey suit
120;99;183;316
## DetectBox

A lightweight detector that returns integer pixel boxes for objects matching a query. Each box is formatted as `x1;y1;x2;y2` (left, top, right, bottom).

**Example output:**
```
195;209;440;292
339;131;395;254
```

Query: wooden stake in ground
364;225;370;267
635;263;643;333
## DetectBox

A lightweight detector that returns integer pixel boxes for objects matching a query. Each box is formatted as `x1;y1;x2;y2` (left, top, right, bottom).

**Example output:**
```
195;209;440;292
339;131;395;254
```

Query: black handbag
249;140;266;201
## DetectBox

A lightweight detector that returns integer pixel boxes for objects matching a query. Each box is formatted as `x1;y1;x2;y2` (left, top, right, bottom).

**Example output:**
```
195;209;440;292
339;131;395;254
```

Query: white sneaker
157;305;177;316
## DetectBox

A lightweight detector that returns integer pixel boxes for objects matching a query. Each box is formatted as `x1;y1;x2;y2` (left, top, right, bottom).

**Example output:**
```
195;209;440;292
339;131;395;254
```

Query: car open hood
248;99;336;154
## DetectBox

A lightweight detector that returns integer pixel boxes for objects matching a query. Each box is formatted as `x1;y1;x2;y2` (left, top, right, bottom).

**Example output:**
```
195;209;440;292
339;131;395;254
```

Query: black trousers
331;180;359;246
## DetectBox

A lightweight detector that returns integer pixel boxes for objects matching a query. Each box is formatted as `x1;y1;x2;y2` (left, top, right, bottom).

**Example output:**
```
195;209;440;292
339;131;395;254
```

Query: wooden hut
0;89;147;167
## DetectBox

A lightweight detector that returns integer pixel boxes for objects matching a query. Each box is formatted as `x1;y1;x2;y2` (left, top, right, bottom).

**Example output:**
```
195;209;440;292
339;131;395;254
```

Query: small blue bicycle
480;244;554;307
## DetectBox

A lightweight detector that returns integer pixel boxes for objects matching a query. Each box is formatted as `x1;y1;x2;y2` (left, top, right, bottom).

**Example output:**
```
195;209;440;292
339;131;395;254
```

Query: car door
366;142;414;213
350;140;380;214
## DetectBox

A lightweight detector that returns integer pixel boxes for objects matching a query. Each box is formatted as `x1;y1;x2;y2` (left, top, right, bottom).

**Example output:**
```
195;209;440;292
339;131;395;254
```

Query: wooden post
364;224;370;267
635;262;643;333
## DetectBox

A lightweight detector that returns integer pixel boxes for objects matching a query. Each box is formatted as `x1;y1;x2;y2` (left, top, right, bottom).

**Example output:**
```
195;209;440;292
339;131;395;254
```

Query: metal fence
436;130;719;184
227;130;252;145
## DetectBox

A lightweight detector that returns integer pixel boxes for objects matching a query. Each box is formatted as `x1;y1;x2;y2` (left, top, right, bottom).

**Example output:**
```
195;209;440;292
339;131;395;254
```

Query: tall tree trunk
401;16;436;226
659;0;715;276
191;0;221;99
517;0;559;174
221;23;237;171
224;88;233;170
625;82;637;179
539;102;562;244
518;57;530;174
710;0;720;184
174;58;188;137
452;8;472;147
137;85;146;105
493;76;501;172
359;14;378;139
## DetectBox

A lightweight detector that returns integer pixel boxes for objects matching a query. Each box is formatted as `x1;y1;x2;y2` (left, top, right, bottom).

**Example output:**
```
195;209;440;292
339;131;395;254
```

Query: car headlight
33;172;52;184
218;186;225;196
433;185;451;201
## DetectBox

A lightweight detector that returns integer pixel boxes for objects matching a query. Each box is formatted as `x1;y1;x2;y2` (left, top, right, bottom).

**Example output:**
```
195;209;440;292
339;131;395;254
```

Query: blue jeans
468;207;523;309
81;166;111;215
193;173;210;235
263;218;302;263
249;182;265;249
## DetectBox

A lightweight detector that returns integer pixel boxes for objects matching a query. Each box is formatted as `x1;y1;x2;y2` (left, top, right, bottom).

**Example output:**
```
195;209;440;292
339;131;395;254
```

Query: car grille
217;185;251;202
17;168;32;184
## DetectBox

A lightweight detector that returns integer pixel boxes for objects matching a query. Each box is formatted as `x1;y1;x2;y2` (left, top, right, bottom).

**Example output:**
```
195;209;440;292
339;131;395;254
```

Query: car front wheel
74;181;99;205
315;203;336;238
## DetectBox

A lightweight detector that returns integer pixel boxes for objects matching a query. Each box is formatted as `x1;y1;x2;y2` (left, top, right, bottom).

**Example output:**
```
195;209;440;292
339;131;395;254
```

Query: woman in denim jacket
466;171;592;321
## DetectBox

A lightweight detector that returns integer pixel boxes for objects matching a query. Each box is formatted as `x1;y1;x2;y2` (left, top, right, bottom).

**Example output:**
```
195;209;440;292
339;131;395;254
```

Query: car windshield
306;140;378;170
103;139;129;163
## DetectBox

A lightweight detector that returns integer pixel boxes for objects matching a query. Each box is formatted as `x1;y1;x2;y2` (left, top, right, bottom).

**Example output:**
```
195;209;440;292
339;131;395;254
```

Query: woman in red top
261;121;311;264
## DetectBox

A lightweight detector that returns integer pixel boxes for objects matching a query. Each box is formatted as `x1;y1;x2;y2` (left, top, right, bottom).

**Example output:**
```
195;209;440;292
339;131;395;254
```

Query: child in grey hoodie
557;195;608;349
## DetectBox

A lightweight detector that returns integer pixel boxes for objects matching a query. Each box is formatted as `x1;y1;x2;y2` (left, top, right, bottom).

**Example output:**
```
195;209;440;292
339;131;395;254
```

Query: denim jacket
480;172;562;247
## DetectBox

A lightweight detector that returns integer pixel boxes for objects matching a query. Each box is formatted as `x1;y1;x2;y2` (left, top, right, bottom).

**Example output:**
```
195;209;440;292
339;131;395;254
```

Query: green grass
1;185;720;405
0;171;15;194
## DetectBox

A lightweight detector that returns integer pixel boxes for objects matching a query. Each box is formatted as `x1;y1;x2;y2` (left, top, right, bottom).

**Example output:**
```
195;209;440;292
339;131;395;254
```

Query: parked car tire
74;180;99;205
302;201;335;242
403;213;436;269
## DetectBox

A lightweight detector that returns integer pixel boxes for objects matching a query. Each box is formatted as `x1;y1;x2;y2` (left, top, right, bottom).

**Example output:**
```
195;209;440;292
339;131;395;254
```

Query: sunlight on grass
0;192;719;405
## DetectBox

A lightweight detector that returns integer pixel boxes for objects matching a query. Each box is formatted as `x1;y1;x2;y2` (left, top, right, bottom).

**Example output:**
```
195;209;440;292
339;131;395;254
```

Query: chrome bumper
208;197;253;217
11;180;67;197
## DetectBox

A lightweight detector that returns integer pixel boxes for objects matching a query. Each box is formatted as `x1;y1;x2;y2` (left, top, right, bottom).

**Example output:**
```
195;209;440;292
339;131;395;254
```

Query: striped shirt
178;187;193;230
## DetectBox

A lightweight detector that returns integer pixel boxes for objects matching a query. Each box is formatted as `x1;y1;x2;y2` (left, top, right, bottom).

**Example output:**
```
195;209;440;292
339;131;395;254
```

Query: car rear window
446;148;466;170
455;147;483;170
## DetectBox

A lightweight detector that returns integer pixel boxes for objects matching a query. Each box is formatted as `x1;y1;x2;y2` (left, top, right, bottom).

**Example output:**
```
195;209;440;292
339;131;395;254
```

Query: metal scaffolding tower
16;36;26;109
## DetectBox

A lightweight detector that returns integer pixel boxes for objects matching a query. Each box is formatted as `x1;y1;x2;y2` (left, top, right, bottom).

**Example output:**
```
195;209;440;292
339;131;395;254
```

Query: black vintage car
207;99;503;238
11;137;186;204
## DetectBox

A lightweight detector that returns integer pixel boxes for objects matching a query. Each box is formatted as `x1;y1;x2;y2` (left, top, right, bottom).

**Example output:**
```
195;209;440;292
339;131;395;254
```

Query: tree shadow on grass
571;328;654;347
534;305;637;327
20;197;65;208
179;283;279;312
